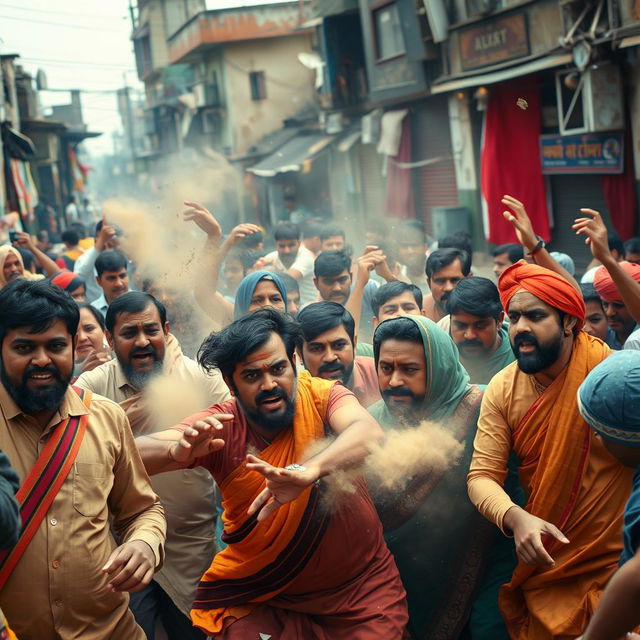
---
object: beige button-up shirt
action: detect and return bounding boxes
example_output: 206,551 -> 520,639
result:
0,383 -> 166,640
76,354 -> 230,615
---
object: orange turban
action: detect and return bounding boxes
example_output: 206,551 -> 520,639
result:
593,261 -> 640,304
498,260 -> 586,330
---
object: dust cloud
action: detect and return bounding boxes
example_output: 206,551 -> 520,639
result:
302,421 -> 464,508
102,159 -> 243,350
144,375 -> 211,432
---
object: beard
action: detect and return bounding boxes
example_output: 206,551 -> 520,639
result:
119,345 -> 164,389
511,331 -> 563,374
317,359 -> 355,386
237,384 -> 297,434
1,361 -> 71,414
381,387 -> 424,423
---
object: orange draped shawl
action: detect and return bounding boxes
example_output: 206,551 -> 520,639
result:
500,332 -> 633,639
191,371 -> 335,635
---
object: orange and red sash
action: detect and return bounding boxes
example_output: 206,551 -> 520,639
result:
191,371 -> 334,635
0,387 -> 92,591
499,334 -> 632,639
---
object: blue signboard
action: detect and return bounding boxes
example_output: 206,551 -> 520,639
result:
540,132 -> 624,174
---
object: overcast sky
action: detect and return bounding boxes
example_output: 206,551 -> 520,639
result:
0,0 -> 282,156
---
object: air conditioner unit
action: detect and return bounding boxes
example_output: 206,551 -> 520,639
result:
556,62 -> 624,135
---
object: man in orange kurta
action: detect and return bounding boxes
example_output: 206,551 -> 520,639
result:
137,308 -> 408,639
468,261 -> 634,640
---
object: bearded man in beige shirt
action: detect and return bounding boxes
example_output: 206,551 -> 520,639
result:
0,279 -> 166,640
76,290 -> 230,640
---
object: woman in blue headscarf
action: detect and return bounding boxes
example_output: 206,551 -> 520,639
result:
233,270 -> 288,319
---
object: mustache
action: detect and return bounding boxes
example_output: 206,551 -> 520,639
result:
318,361 -> 345,375
130,345 -> 158,359
382,387 -> 416,399
459,339 -> 484,349
513,332 -> 540,350
23,365 -> 62,384
255,388 -> 287,405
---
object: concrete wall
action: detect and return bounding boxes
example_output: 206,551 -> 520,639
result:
223,33 -> 315,156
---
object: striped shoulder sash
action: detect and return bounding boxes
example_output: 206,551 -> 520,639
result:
0,386 -> 92,591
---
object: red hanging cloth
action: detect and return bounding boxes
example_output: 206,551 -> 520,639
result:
481,76 -> 551,244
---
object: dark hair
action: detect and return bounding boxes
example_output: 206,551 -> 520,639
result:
224,248 -> 250,273
274,222 -> 300,242
301,219 -> 323,239
439,232 -> 473,260
77,302 -> 106,331
492,243 -> 523,263
94,220 -> 103,238
426,248 -> 471,279
314,250 -> 351,279
0,279 -> 80,345
373,316 -> 423,363
609,231 -> 624,257
296,302 -> 355,348
61,230 -> 80,246
396,219 -> 426,243
105,291 -> 166,333
15,247 -> 35,270
277,272 -> 300,295
95,250 -> 128,277
580,283 -> 604,308
36,230 -> 49,242
371,281 -> 423,318
624,236 -> 640,256
238,229 -> 263,249
320,225 -> 345,242
245,249 -> 267,270
70,222 -> 87,238
198,307 -> 301,379
367,219 -> 388,237
447,277 -> 503,320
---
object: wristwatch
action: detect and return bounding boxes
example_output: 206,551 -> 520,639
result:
527,236 -> 545,256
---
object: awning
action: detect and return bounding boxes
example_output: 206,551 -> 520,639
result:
619,35 -> 640,49
431,53 -> 572,94
246,133 -> 334,177
1,123 -> 37,160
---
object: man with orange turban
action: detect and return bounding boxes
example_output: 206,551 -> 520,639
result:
593,262 -> 640,348
467,260 -> 634,640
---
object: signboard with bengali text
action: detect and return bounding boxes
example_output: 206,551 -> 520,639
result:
540,132 -> 624,174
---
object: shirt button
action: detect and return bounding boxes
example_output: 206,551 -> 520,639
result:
50,518 -> 58,526
52,560 -> 60,569
54,599 -> 63,607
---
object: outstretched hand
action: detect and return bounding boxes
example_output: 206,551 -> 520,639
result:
501,195 -> 538,252
572,208 -> 612,265
183,201 -> 222,241
505,506 -> 569,566
246,455 -> 319,522
169,414 -> 233,464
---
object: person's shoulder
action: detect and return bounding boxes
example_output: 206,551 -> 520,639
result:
485,361 -> 519,395
76,358 -> 119,391
84,391 -> 127,424
355,354 -> 375,372
181,355 -> 230,395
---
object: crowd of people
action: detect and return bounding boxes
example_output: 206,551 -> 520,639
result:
0,193 -> 640,640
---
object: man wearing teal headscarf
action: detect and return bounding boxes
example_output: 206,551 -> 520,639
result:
369,315 -> 517,640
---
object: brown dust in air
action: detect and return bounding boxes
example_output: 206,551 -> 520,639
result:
301,421 -> 464,509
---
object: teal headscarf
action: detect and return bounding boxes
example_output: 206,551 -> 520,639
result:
369,315 -> 470,425
233,270 -> 288,319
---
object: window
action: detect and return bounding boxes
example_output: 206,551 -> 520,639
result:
249,71 -> 267,101
373,3 -> 405,61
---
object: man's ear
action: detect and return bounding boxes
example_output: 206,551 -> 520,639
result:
163,322 -> 170,336
313,277 -> 319,291
498,311 -> 505,326
372,316 -> 379,329
223,375 -> 235,396
295,347 -> 305,368
564,314 -> 578,336
105,330 -> 114,350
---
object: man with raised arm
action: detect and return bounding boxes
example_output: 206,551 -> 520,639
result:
136,308 -> 408,639
467,259 -> 633,640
